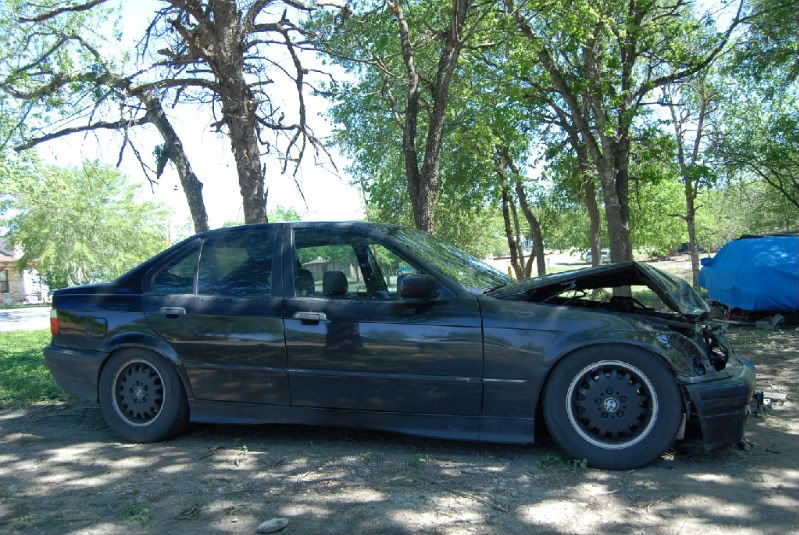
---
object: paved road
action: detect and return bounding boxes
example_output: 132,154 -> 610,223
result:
0,306 -> 51,331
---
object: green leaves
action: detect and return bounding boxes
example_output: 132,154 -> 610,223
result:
1,160 -> 170,289
153,144 -> 171,179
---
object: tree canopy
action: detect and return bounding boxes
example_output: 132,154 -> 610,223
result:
0,0 -> 795,283
0,159 -> 170,289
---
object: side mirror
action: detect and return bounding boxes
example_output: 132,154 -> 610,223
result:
398,274 -> 438,300
700,257 -> 714,267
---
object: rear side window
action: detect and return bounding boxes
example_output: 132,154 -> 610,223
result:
198,229 -> 275,297
151,244 -> 199,294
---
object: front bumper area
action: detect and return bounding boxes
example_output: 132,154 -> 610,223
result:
44,345 -> 108,402
683,358 -> 756,452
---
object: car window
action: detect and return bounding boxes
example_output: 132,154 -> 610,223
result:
369,243 -> 423,294
198,230 -> 275,298
389,227 -> 510,293
293,229 -> 425,300
151,244 -> 199,294
296,242 -> 365,295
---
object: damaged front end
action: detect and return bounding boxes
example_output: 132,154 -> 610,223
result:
488,262 -> 758,452
659,321 -> 756,452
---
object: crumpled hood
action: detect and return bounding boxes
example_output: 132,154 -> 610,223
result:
487,261 -> 710,319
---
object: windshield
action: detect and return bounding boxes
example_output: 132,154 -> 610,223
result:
389,228 -> 512,293
639,263 -> 710,317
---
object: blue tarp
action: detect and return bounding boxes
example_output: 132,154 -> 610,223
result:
699,235 -> 799,312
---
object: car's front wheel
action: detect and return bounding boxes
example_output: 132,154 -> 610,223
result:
543,345 -> 683,469
99,348 -> 189,442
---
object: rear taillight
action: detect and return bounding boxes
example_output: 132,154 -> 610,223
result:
50,309 -> 59,335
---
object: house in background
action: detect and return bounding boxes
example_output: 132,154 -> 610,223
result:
0,237 -> 49,305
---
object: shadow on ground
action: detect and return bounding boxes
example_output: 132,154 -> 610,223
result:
1,328 -> 797,534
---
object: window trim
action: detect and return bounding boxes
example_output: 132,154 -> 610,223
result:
145,239 -> 202,295
0,269 -> 9,294
289,228 -> 435,301
195,228 -> 278,299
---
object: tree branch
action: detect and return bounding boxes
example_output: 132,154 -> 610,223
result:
18,0 -> 109,23
14,116 -> 149,151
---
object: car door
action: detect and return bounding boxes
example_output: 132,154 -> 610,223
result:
282,226 -> 483,416
142,227 -> 289,405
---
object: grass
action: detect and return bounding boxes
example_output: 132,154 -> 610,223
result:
537,454 -> 589,470
14,513 -> 41,529
0,329 -> 65,408
176,502 -> 203,520
406,453 -> 424,469
122,504 -> 152,525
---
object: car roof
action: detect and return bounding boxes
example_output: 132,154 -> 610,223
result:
200,221 -> 402,237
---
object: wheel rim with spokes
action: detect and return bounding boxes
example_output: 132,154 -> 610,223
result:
565,360 -> 658,450
112,359 -> 166,427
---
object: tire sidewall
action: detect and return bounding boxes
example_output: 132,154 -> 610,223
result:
543,345 -> 683,470
99,348 -> 186,442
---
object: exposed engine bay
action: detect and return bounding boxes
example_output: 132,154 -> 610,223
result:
491,262 -> 731,373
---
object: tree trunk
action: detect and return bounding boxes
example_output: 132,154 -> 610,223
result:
504,152 -> 546,277
595,150 -> 632,297
552,106 -> 601,269
139,91 -> 209,233
524,208 -> 546,277
509,196 -> 526,270
500,180 -> 524,279
408,171 -> 436,232
596,156 -> 632,264
211,2 -> 267,224
668,91 -> 706,290
514,177 -> 545,277
392,0 -> 470,233
219,75 -> 267,224
582,171 -> 602,267
686,189 -> 700,289
613,139 -> 632,260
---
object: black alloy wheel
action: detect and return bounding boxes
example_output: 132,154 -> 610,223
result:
566,360 -> 657,449
112,360 -> 165,426
543,345 -> 683,470
99,348 -> 189,442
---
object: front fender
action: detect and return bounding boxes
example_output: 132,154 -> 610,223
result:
543,328 -> 694,377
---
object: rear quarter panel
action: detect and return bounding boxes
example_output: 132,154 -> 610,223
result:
52,291 -> 149,350
51,289 -> 185,400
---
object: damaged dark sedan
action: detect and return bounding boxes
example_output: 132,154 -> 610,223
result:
44,222 -> 756,469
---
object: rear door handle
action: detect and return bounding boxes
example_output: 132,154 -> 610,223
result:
293,311 -> 326,324
160,307 -> 186,318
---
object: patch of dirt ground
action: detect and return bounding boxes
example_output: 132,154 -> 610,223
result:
1,328 -> 797,534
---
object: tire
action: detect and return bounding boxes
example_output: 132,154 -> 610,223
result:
99,348 -> 189,442
543,345 -> 683,470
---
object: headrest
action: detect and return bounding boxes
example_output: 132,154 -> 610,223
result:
323,271 -> 348,296
295,269 -> 315,297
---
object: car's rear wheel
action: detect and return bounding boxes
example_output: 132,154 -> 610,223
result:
99,348 -> 188,442
543,345 -> 683,469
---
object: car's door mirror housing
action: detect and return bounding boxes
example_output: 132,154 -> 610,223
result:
398,274 -> 438,300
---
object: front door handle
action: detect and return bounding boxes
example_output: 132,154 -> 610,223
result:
293,311 -> 327,324
160,307 -> 186,318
